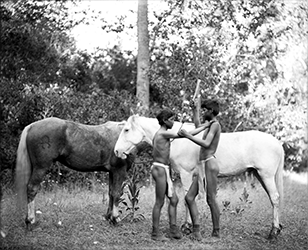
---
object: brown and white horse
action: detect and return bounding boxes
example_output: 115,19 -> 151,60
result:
15,117 -> 132,228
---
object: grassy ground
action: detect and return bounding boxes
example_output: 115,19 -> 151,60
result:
0,173 -> 307,250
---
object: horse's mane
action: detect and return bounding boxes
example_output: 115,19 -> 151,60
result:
127,115 -> 157,131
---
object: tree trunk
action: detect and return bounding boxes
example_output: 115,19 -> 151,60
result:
137,0 -> 150,115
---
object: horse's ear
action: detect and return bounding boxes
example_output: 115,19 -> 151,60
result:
118,121 -> 126,126
130,106 -> 141,116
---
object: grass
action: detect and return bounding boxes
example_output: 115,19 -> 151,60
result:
1,174 -> 307,250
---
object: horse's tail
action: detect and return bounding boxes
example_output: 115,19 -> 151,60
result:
15,124 -> 32,212
275,144 -> 284,207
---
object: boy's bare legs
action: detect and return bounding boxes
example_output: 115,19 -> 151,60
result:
151,165 -> 168,241
151,165 -> 182,240
204,160 -> 220,237
168,193 -> 182,239
185,174 -> 202,240
168,193 -> 178,225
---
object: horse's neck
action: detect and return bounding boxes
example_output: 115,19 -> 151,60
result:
138,117 -> 191,143
139,117 -> 159,145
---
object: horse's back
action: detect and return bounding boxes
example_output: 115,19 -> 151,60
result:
27,117 -> 67,134
170,127 -> 282,177
25,117 -> 123,171
26,117 -> 68,160
218,130 -> 282,158
217,130 -> 283,175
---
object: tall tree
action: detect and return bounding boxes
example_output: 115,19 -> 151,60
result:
136,0 -> 150,115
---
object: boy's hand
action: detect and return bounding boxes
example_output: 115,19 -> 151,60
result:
178,129 -> 189,137
202,120 -> 215,128
206,120 -> 215,126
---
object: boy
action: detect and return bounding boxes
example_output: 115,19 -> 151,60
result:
151,108 -> 213,241
178,99 -> 221,239
151,108 -> 182,241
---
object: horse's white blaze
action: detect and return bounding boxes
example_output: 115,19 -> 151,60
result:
27,200 -> 35,224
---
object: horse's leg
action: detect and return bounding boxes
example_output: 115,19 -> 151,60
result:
105,171 -> 114,221
106,157 -> 128,224
26,167 -> 48,228
106,170 -> 122,224
180,191 -> 193,234
184,202 -> 189,223
255,172 -> 281,239
179,170 -> 194,235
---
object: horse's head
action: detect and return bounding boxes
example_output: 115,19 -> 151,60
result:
114,115 -> 151,159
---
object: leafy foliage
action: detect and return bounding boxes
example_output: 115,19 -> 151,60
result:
120,164 -> 145,222
148,0 -> 307,168
91,47 -> 137,95
0,0 -> 307,189
0,1 -> 77,83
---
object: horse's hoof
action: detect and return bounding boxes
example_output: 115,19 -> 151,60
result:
211,229 -> 220,238
25,221 -> 37,231
105,214 -> 120,225
104,213 -> 110,221
268,224 -> 282,240
25,217 -> 35,231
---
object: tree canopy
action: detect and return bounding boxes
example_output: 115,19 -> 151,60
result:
0,0 -> 307,186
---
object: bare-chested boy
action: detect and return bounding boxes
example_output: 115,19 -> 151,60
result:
151,108 -> 182,241
151,108 -> 213,241
178,99 -> 221,239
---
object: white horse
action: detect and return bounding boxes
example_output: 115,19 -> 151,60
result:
114,115 -> 284,239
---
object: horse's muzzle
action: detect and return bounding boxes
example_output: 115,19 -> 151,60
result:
115,150 -> 127,159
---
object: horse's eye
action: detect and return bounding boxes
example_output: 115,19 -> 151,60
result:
124,128 -> 129,133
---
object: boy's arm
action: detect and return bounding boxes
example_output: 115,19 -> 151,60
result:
161,130 -> 181,140
179,123 -> 218,148
160,122 -> 212,140
186,121 -> 214,136
191,99 -> 201,128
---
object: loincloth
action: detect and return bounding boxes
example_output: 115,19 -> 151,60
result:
151,162 -> 173,198
201,155 -> 216,164
199,155 -> 216,192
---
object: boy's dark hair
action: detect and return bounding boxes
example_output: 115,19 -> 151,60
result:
201,99 -> 220,116
156,108 -> 175,126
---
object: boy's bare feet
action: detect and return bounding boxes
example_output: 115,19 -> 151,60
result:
170,224 -> 182,239
151,227 -> 169,242
211,228 -> 220,238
